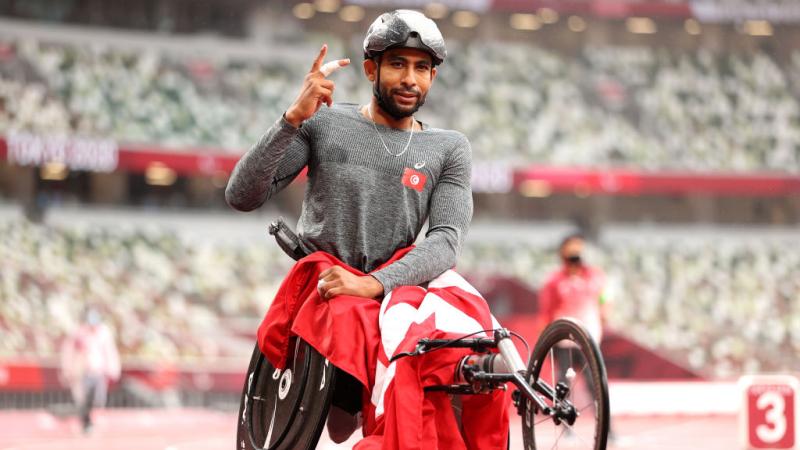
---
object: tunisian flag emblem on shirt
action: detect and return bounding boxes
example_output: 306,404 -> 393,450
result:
401,168 -> 427,192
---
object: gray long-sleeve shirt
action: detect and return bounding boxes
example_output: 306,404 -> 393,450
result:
225,103 -> 473,294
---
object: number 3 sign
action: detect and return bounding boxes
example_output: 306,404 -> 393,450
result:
741,375 -> 799,449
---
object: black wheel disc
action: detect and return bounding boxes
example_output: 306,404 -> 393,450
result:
237,339 -> 335,450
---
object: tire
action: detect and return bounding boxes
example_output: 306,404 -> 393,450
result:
520,318 -> 610,450
236,339 -> 335,450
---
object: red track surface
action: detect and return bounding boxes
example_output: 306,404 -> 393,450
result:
0,409 -> 737,450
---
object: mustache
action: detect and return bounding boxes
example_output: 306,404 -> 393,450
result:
390,88 -> 421,97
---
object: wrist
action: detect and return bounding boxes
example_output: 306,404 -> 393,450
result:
284,108 -> 303,128
364,275 -> 384,299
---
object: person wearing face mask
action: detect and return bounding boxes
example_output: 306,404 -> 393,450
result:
538,233 -> 608,342
537,233 -> 614,440
60,307 -> 121,434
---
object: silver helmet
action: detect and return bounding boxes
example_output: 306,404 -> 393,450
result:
363,10 -> 447,66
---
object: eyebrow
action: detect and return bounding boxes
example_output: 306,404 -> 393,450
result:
387,55 -> 432,66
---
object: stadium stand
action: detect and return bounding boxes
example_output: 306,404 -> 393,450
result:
0,217 -> 291,364
1,29 -> 799,171
1,212 -> 797,379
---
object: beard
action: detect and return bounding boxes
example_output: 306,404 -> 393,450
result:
376,83 -> 427,120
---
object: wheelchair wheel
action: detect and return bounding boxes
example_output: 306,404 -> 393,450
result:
237,339 -> 335,450
521,318 -> 609,450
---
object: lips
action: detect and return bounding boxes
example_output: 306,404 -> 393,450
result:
393,91 -> 419,104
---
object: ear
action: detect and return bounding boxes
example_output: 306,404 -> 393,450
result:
430,66 -> 437,85
364,59 -> 377,82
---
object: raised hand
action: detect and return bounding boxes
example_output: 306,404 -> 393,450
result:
285,44 -> 350,128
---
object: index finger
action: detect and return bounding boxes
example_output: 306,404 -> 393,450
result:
320,59 -> 350,77
311,44 -> 328,72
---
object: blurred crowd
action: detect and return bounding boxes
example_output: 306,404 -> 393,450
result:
1,35 -> 799,171
0,219 -> 292,363
2,218 -> 797,378
461,234 -> 800,378
0,39 -> 307,152
606,238 -> 800,378
446,43 -> 800,171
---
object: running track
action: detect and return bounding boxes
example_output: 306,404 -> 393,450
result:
0,409 -> 738,450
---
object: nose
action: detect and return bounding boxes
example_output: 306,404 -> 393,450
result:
400,66 -> 416,89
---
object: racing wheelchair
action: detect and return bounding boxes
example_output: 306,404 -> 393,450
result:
237,219 -> 610,450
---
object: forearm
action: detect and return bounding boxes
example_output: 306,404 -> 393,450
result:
225,115 -> 304,211
371,227 -> 463,294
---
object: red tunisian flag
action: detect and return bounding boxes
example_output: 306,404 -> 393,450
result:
402,168 -> 427,192
257,250 -> 509,450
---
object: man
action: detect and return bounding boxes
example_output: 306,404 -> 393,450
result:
227,9 -> 480,446
60,307 -> 121,433
226,10 -> 471,300
538,233 -> 612,439
538,233 -> 608,343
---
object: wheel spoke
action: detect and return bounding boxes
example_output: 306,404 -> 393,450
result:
566,348 -> 574,404
577,401 -> 595,413
549,426 -> 567,450
535,415 -> 553,426
572,359 -> 589,405
576,360 -> 589,382
563,422 -> 594,448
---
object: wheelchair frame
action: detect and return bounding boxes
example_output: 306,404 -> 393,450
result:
417,327 -> 582,428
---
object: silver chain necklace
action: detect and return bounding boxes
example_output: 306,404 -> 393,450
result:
367,104 -> 414,158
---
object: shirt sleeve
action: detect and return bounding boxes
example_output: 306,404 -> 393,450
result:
225,115 -> 312,211
370,135 -> 473,294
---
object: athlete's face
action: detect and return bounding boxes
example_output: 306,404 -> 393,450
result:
365,48 -> 437,118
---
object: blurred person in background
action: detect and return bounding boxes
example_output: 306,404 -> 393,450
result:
538,233 -> 609,341
60,307 -> 121,433
538,232 -> 613,438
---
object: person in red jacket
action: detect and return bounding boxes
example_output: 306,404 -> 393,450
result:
538,232 -> 613,439
538,233 -> 608,343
